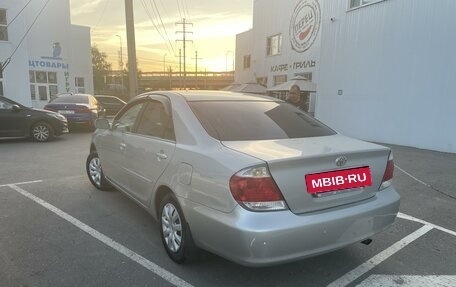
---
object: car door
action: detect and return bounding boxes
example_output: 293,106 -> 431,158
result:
122,96 -> 176,206
96,101 -> 145,190
0,99 -> 27,137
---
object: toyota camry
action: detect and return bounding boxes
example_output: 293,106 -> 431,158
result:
86,91 -> 400,267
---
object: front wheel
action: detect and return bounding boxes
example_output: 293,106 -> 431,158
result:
31,122 -> 54,142
160,193 -> 197,263
86,151 -> 113,191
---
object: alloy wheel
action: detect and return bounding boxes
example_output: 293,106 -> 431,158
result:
32,124 -> 50,141
88,157 -> 102,187
161,203 -> 183,253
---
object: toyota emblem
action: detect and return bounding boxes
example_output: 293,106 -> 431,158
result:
335,156 -> 348,167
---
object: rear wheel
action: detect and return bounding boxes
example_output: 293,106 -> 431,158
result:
159,193 -> 197,263
86,151 -> 113,191
31,122 -> 54,142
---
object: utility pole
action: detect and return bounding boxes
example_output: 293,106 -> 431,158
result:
178,49 -> 182,89
176,18 -> 193,89
191,51 -> 203,89
115,35 -> 123,89
125,0 -> 138,99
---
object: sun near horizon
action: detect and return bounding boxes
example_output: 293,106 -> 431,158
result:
70,0 -> 252,72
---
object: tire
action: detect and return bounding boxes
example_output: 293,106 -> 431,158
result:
159,193 -> 197,264
88,119 -> 96,132
86,151 -> 113,191
31,122 -> 54,142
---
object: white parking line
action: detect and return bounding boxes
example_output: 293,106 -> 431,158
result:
394,164 -> 456,200
0,180 -> 43,188
394,165 -> 432,188
7,184 -> 194,287
398,212 -> 456,237
356,275 -> 456,287
326,225 -> 433,287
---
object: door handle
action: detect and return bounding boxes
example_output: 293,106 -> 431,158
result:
156,151 -> 168,160
120,143 -> 126,151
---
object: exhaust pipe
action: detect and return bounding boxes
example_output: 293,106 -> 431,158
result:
361,239 -> 372,245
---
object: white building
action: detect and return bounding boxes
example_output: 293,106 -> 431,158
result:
236,0 -> 456,153
0,0 -> 93,109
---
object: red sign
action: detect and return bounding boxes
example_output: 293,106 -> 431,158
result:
305,167 -> 373,194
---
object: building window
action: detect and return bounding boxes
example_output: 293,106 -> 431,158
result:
267,34 -> 282,56
256,77 -> 267,87
349,0 -> 384,9
243,55 -> 251,69
49,85 -> 58,100
38,86 -> 48,101
75,77 -> 85,93
29,71 -> 36,83
36,71 -> 47,83
0,9 -> 7,41
295,72 -> 313,81
30,85 -> 36,100
273,75 -> 287,86
30,70 -> 58,101
48,72 -> 57,84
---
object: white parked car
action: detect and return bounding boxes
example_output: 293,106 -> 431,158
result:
86,91 -> 399,267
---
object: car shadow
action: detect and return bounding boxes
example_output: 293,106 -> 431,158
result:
69,126 -> 95,134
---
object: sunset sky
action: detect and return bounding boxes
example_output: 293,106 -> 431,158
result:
69,0 -> 253,72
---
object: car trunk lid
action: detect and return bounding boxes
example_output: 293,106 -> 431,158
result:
222,135 -> 391,214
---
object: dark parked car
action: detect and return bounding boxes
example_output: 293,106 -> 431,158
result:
0,96 -> 68,142
44,93 -> 105,130
94,95 -> 126,116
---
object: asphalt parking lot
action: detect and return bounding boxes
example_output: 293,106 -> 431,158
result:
1,132 -> 455,287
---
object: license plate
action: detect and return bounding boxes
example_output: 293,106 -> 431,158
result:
58,110 -> 75,114
305,166 -> 373,194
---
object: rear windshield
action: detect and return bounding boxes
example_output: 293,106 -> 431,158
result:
51,95 -> 89,104
189,101 -> 336,141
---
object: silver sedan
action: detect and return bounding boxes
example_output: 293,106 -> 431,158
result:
86,91 -> 400,267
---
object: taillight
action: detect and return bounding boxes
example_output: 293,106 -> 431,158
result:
229,166 -> 288,211
379,152 -> 394,190
44,106 -> 57,112
76,106 -> 91,113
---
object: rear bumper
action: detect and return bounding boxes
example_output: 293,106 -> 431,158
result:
183,186 -> 400,267
64,114 -> 97,125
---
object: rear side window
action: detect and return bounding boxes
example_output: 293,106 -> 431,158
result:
189,101 -> 336,141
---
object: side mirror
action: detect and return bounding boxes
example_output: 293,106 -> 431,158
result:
95,118 -> 111,130
12,104 -> 21,112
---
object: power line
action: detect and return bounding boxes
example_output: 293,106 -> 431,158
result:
156,0 -> 180,55
149,0 -> 176,55
6,0 -> 32,29
140,0 -> 173,56
92,0 -> 110,30
104,51 -> 179,64
1,0 -> 52,73
141,0 -> 164,38
182,0 -> 190,20
176,0 -> 183,20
